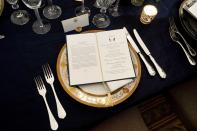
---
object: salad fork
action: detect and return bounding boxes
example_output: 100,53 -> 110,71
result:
34,76 -> 58,131
42,64 -> 66,119
169,28 -> 196,65
169,17 -> 196,56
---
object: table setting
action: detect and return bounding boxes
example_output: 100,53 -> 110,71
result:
0,0 -> 197,130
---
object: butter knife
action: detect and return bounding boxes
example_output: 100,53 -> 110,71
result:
123,27 -> 156,76
133,29 -> 167,79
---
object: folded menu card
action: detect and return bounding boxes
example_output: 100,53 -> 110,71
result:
79,79 -> 133,95
66,29 -> 136,86
184,0 -> 197,20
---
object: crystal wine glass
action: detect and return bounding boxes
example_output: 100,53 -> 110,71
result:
93,0 -> 100,8
43,0 -> 62,19
75,0 -> 90,16
22,0 -> 51,34
108,0 -> 121,17
6,0 -> 29,25
92,0 -> 116,28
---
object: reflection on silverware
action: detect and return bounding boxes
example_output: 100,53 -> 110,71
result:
169,17 -> 196,56
133,29 -> 167,79
0,35 -> 5,39
34,76 -> 58,131
123,27 -> 156,76
42,64 -> 66,119
169,28 -> 196,66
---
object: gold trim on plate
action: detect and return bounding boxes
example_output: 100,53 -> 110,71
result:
56,30 -> 141,108
0,0 -> 4,16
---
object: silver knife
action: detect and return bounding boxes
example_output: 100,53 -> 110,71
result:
133,29 -> 167,79
123,27 -> 156,76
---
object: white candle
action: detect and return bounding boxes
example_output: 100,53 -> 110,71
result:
140,5 -> 158,24
144,5 -> 158,16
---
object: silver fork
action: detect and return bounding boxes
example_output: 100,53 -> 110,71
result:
42,64 -> 66,119
34,76 -> 58,131
169,17 -> 196,56
169,28 -> 196,65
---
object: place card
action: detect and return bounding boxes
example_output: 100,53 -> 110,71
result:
61,14 -> 89,33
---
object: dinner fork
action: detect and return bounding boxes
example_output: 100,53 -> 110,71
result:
169,17 -> 196,56
169,28 -> 196,65
42,64 -> 66,119
34,76 -> 58,131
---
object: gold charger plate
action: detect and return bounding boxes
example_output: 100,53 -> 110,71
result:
56,30 -> 141,108
0,0 -> 4,16
179,0 -> 197,40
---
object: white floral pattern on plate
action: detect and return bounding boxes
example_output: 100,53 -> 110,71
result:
56,30 -> 141,108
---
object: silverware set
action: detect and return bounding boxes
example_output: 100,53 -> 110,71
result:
169,17 -> 196,66
34,64 -> 66,130
123,27 -> 167,79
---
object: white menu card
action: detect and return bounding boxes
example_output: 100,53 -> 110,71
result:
66,29 -> 136,86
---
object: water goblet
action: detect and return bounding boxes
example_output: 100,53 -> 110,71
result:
93,0 -> 101,8
43,0 -> 62,19
6,0 -> 30,25
22,0 -> 51,34
75,0 -> 90,16
92,0 -> 116,28
108,0 -> 121,17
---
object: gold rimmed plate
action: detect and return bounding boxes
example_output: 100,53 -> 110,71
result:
179,0 -> 197,40
56,30 -> 141,108
0,0 -> 4,16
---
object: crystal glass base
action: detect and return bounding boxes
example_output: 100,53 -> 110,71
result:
32,20 -> 51,34
75,6 -> 90,16
11,10 -> 29,25
131,0 -> 144,6
43,5 -> 62,19
92,13 -> 110,28
108,8 -> 120,17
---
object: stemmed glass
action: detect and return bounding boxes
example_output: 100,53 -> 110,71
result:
108,0 -> 121,17
22,0 -> 51,34
75,0 -> 90,16
6,0 -> 29,25
92,0 -> 116,28
93,0 -> 100,8
43,0 -> 62,19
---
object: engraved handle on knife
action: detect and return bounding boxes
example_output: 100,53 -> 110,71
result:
139,52 -> 156,76
148,55 -> 167,79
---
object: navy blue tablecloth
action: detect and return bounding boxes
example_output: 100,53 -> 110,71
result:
0,0 -> 197,130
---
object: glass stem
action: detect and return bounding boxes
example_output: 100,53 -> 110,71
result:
47,0 -> 53,5
34,9 -> 44,27
12,3 -> 19,9
100,7 -> 106,14
81,0 -> 85,12
114,0 -> 120,10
